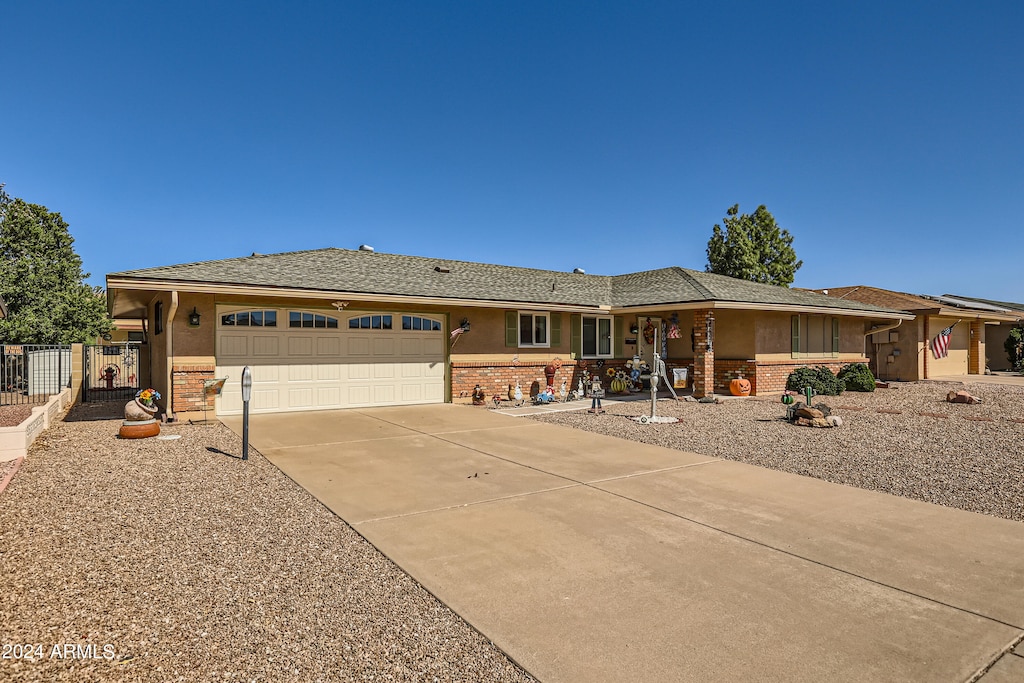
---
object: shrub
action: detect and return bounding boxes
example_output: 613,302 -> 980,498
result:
785,366 -> 845,396
1006,326 -> 1024,373
837,363 -> 876,392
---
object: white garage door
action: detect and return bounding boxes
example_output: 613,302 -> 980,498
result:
215,308 -> 446,415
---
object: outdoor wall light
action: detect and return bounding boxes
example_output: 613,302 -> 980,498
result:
459,317 -> 471,332
188,307 -> 201,327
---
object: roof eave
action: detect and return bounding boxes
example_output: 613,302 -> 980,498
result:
105,277 -> 610,314
611,300 -> 914,319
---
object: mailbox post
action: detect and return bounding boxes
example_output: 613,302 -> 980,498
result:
241,366 -> 252,460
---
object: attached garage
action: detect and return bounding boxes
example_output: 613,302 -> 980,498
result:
215,307 -> 446,415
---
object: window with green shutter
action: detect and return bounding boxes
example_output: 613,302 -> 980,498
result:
505,311 -> 518,347
791,315 -> 801,358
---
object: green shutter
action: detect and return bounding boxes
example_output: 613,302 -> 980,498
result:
791,315 -> 801,358
614,316 -> 624,358
550,313 -> 562,347
832,318 -> 840,356
505,311 -> 518,347
570,314 -> 582,358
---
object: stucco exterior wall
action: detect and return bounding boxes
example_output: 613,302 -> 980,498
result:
713,310 -> 756,360
926,316 -> 970,377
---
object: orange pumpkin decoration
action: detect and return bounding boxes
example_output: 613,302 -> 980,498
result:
729,377 -> 751,396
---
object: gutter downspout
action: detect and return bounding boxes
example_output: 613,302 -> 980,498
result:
166,291 -> 179,422
864,319 -> 902,379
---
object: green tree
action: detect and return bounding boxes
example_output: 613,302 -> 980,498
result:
1006,325 -> 1024,373
0,190 -> 110,343
706,204 -> 803,287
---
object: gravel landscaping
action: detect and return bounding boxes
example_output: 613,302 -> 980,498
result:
0,403 -> 535,683
529,380 -> 1024,522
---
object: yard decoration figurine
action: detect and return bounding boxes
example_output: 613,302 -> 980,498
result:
472,384 -> 486,405
588,377 -> 605,414
544,358 -> 563,388
120,388 -> 161,439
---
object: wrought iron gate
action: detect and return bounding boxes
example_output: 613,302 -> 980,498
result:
83,343 -> 141,402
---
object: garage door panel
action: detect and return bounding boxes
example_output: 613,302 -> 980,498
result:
348,338 -> 370,356
425,362 -> 444,377
425,383 -> 444,401
401,338 -> 421,355
220,336 -> 248,357
374,364 -> 395,379
316,364 -> 342,381
287,365 -> 313,382
252,336 -> 280,356
288,388 -> 314,408
373,385 -> 395,403
252,366 -> 280,382
318,387 -> 342,405
423,339 -> 443,355
373,338 -> 395,356
317,337 -> 341,356
348,364 -> 370,380
348,386 -> 371,405
288,337 -> 313,356
401,384 -> 423,402
252,390 -> 279,410
401,363 -> 423,378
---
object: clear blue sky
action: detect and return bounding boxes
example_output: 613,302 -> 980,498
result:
2,1 -> 1021,302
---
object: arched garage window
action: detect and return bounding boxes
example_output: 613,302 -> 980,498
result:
348,315 -> 393,330
221,310 -> 278,327
402,316 -> 441,331
290,311 -> 339,328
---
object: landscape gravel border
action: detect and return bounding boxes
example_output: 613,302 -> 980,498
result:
528,380 -> 1024,522
0,403 -> 536,683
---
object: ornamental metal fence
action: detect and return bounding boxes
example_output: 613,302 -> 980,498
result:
0,344 -> 72,406
82,343 -> 141,403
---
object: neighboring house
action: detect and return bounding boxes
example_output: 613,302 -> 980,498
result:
811,286 -> 1019,380
939,294 -> 1024,371
105,248 -> 910,418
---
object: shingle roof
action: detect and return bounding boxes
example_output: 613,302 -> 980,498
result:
808,286 -> 937,311
109,248 -> 902,315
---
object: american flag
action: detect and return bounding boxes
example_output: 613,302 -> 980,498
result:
931,322 -> 957,359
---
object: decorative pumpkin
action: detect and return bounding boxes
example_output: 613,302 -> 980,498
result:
729,377 -> 751,396
610,378 -> 626,393
781,393 -> 795,405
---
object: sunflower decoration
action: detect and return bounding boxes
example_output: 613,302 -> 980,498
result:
606,367 -> 616,378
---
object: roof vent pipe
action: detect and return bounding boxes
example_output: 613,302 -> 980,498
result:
358,244 -> 374,252
573,268 -> 586,274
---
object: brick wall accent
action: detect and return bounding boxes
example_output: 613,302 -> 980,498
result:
692,309 -> 715,398
451,360 -> 582,402
969,320 -> 985,374
714,360 -> 758,395
451,358 -> 697,402
171,364 -> 215,413
753,358 -> 870,394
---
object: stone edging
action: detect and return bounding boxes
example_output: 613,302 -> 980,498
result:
0,388 -> 72,462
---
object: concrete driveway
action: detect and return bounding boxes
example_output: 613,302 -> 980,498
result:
222,404 -> 1024,682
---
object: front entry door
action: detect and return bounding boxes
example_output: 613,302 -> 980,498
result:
636,316 -> 661,367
